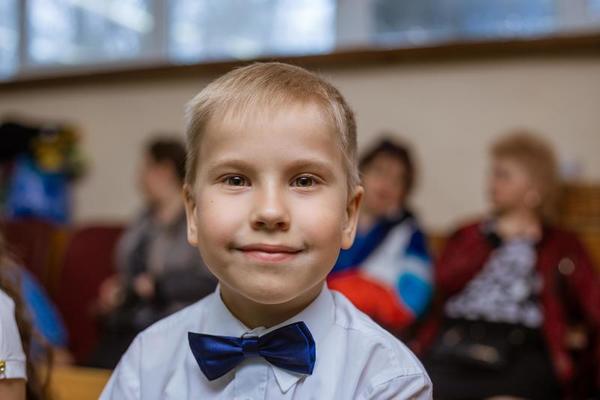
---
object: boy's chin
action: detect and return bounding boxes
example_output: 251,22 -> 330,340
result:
240,285 -> 305,305
230,279 -> 323,306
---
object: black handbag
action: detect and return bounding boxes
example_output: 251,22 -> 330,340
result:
429,319 -> 521,371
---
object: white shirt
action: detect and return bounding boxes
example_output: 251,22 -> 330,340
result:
101,285 -> 432,400
0,289 -> 26,380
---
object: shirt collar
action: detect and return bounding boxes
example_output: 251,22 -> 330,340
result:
203,284 -> 335,393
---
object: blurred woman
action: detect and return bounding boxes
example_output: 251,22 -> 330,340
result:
91,137 -> 217,368
328,138 -> 433,335
418,131 -> 600,399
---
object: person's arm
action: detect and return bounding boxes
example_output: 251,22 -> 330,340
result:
0,292 -> 27,400
564,235 -> 600,389
0,379 -> 25,400
436,223 -> 496,296
565,237 -> 600,329
360,371 -> 432,400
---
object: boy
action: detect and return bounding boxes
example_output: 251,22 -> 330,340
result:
100,62 -> 432,399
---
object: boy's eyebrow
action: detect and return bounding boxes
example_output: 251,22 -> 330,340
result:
204,157 -> 337,174
283,158 -> 337,174
205,158 -> 254,171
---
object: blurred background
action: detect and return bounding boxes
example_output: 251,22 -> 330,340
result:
1,0 -> 600,228
0,1 -> 599,399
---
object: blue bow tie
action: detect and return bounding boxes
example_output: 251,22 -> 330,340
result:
188,321 -> 316,381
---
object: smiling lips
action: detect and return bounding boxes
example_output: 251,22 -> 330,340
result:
236,244 -> 302,263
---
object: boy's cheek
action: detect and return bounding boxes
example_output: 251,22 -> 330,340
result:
301,208 -> 345,245
196,208 -> 239,249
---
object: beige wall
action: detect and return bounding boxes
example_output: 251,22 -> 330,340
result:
1,56 -> 599,231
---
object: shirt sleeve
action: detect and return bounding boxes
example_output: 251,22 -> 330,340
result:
360,370 -> 433,400
100,335 -> 142,400
0,292 -> 26,380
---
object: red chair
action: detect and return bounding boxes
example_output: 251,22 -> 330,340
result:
54,225 -> 124,364
1,217 -> 58,285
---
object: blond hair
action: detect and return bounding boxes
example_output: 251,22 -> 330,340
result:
184,62 -> 359,190
491,130 -> 561,220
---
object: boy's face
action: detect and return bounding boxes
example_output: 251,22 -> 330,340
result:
185,103 -> 362,308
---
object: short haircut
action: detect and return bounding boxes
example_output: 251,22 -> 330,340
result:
491,130 -> 560,220
184,62 -> 359,190
146,137 -> 187,183
359,137 -> 416,195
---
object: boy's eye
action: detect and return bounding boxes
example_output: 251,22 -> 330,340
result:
224,175 -> 248,186
292,176 -> 316,188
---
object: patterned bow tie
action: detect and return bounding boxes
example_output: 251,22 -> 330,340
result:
188,321 -> 316,381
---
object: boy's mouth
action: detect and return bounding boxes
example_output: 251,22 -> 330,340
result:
235,243 -> 303,263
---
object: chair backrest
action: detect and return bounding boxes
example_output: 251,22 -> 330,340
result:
1,217 -> 58,284
559,183 -> 600,271
54,225 -> 124,364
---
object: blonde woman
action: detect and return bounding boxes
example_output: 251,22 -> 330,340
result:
419,132 -> 600,399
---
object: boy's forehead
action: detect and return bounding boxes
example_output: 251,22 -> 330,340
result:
194,104 -> 343,169
202,101 -> 337,147
213,99 -> 330,129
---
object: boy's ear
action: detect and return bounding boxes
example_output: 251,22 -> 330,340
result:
341,185 -> 363,250
183,184 -> 199,246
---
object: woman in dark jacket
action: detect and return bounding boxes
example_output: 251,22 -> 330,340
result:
417,132 -> 600,400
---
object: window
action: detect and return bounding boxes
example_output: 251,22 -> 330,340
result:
1,0 -> 599,82
168,0 -> 335,63
0,0 -> 18,78
26,0 -> 156,68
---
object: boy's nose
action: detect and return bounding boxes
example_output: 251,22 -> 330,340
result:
250,188 -> 290,231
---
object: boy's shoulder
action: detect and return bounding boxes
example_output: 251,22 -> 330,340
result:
0,288 -> 15,309
329,290 -> 426,374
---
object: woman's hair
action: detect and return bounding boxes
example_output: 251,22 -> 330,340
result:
359,137 -> 416,195
146,137 -> 187,183
0,234 -> 50,400
491,130 -> 560,221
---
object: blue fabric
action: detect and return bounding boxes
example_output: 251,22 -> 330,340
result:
20,268 -> 68,347
333,212 -> 411,273
405,229 -> 429,261
188,321 -> 316,381
397,272 -> 433,316
6,155 -> 71,224
396,228 -> 433,316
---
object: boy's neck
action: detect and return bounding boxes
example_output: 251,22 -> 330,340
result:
219,283 -> 324,329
